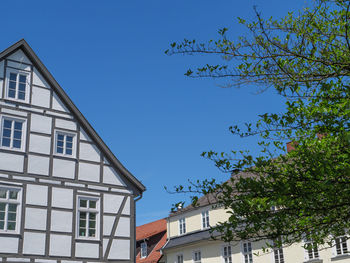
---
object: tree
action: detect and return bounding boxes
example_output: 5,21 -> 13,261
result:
166,0 -> 350,247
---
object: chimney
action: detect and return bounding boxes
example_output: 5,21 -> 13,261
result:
286,141 -> 298,153
317,133 -> 326,139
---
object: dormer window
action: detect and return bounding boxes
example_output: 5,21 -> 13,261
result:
141,241 -> 147,258
6,69 -> 29,102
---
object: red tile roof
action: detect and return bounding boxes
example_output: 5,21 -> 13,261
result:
136,218 -> 167,263
136,218 -> 166,241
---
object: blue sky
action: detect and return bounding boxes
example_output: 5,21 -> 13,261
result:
0,0 -> 306,225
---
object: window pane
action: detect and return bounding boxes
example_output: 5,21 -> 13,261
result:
79,219 -> 86,227
13,139 -> 21,149
66,136 -> 73,142
0,212 -> 4,220
19,75 -> 26,83
7,221 -> 16,230
0,203 -> 5,211
57,141 -> 64,147
66,142 -> 73,149
9,191 -> 18,200
14,130 -> 22,140
18,83 -> 26,92
8,89 -> 16,98
89,220 -> 96,228
10,73 -> 17,81
89,200 -> 96,208
56,147 -> 64,154
14,122 -> 22,130
2,138 -> 11,147
57,134 -> 64,141
4,120 -> 12,128
79,211 -> 86,219
89,213 -> 96,220
66,148 -> 72,155
79,228 -> 86,236
18,92 -> 25,100
0,221 -> 4,230
9,81 -> 16,90
0,190 -> 6,198
80,200 -> 87,208
88,229 -> 96,237
8,204 -> 17,212
3,128 -> 11,138
8,212 -> 16,221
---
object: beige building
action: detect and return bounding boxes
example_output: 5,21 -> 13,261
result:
161,194 -> 350,263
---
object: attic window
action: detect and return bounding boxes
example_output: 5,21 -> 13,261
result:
141,241 -> 147,258
6,70 -> 29,102
55,130 -> 76,157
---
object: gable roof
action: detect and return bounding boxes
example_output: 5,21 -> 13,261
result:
136,218 -> 167,263
136,218 -> 166,241
0,39 -> 146,194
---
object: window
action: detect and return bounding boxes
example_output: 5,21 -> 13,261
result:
202,210 -> 209,229
193,251 -> 201,263
222,245 -> 232,263
273,240 -> 284,263
140,241 -> 147,258
305,240 -> 319,260
77,197 -> 99,239
242,242 -> 253,263
0,117 -> 25,150
6,70 -> 29,101
0,187 -> 21,232
335,236 -> 348,256
55,131 -> 75,156
179,218 -> 186,235
177,254 -> 184,263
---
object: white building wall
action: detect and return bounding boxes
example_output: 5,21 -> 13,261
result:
0,48 -> 137,262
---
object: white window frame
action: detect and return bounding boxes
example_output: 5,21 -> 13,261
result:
140,241 -> 147,258
242,241 -> 253,263
76,196 -> 100,240
179,217 -> 186,235
54,130 -> 76,158
0,185 -> 22,234
176,253 -> 184,263
193,250 -> 201,263
0,115 -> 26,152
304,239 -> 319,261
201,210 -> 210,229
222,244 -> 232,263
5,68 -> 30,103
272,240 -> 284,263
333,236 -> 349,257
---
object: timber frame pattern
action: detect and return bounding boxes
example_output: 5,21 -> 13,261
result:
0,39 -> 145,263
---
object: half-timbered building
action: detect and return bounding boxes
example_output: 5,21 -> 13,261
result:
0,39 -> 145,263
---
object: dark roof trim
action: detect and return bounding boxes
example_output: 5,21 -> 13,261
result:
162,229 -> 220,250
0,39 -> 146,194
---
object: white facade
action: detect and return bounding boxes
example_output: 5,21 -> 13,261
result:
0,40 -> 145,263
162,205 -> 350,263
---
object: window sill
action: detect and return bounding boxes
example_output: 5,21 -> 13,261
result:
75,237 -> 100,243
331,254 -> 350,261
3,98 -> 29,105
0,231 -> 21,237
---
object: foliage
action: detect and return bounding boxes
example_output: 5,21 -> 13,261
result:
166,0 -> 350,247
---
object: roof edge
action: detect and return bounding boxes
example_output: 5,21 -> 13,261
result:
0,39 -> 146,193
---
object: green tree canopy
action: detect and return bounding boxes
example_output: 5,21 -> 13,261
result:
166,0 -> 350,247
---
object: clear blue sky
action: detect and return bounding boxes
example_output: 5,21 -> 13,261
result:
0,0 -> 306,225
